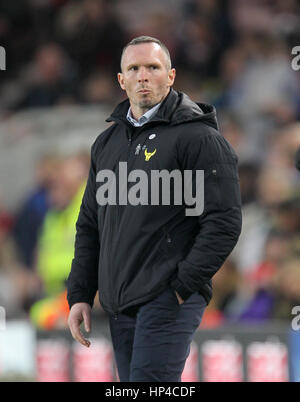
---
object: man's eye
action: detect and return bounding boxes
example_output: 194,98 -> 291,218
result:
130,66 -> 138,71
150,65 -> 158,69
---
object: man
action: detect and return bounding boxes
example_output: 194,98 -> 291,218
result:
67,36 -> 242,382
27,154 -> 87,329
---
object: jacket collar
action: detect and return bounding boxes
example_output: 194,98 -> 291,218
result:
106,88 -> 218,129
106,88 -> 176,126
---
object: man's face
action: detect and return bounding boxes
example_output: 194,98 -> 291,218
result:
118,43 -> 176,114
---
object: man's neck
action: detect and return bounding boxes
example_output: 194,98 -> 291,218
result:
130,106 -> 152,121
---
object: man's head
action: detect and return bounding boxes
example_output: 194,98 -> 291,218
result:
48,153 -> 89,210
118,36 -> 176,119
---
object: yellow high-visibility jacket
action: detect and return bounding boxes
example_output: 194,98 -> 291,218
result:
37,184 -> 85,296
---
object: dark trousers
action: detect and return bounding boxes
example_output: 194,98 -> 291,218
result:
109,286 -> 206,382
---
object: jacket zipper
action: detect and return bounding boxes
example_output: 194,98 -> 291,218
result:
110,129 -> 139,317
108,129 -> 135,317
127,132 -> 134,160
110,127 -> 145,317
107,206 -> 119,318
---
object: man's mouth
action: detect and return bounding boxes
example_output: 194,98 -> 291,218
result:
137,89 -> 151,94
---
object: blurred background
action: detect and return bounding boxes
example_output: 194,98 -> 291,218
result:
1,0 -> 300,382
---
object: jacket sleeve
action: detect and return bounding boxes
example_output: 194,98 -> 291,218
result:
67,143 -> 100,309
170,130 -> 242,301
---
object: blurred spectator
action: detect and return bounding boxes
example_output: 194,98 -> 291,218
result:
1,42 -> 78,111
272,257 -> 300,320
219,112 -> 250,162
55,0 -> 127,77
80,69 -> 117,105
16,42 -> 78,109
233,166 -> 299,274
175,16 -> 216,77
216,33 -> 299,161
13,153 -> 60,269
231,191 -> 300,323
238,162 -> 260,205
267,123 -> 300,169
175,0 -> 234,78
29,152 -> 89,329
36,152 -> 89,296
234,231 -> 291,322
273,196 -> 300,235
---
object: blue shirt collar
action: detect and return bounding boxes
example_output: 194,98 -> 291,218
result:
126,102 -> 161,127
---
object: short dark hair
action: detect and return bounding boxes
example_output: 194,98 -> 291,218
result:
120,36 -> 172,71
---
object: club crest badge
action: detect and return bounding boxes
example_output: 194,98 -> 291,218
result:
144,148 -> 157,161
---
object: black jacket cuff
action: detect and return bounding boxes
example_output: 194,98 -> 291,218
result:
67,294 -> 94,310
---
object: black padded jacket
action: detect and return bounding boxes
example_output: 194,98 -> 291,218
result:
67,89 -> 242,316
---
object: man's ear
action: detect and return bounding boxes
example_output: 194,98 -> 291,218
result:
167,68 -> 176,88
117,72 -> 126,90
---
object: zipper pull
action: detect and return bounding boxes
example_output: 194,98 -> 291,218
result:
163,226 -> 172,244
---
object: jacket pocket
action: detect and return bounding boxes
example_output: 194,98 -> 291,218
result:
158,226 -> 189,270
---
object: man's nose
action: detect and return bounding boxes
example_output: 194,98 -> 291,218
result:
137,67 -> 149,82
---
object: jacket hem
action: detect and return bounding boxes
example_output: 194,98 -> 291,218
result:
99,284 -> 171,315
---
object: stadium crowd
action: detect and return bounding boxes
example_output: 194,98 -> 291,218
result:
1,0 -> 300,329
